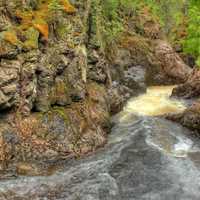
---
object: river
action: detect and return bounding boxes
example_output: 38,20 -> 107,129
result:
0,86 -> 200,200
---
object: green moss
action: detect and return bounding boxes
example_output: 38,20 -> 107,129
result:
56,80 -> 68,94
50,79 -> 71,105
52,107 -> 69,124
1,29 -> 22,47
89,0 -> 123,51
120,33 -> 151,54
24,27 -> 39,49
56,22 -> 72,39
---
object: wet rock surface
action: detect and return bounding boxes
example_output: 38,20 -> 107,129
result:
0,86 -> 199,200
168,69 -> 200,132
167,100 -> 200,133
172,69 -> 200,99
0,116 -> 200,200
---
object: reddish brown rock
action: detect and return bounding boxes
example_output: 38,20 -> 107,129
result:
172,69 -> 200,99
153,40 -> 192,84
166,100 -> 200,132
0,82 -> 110,174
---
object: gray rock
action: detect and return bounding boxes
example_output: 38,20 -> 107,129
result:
0,60 -> 20,110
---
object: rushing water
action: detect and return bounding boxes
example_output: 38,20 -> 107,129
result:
1,86 -> 200,200
123,85 -> 186,116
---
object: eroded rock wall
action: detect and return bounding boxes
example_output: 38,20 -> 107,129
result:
172,69 -> 200,99
0,0 -> 114,173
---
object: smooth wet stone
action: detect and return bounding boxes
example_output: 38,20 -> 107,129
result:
0,117 -> 200,200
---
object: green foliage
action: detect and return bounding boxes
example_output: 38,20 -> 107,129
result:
102,0 -> 123,45
91,0 -> 193,61
48,0 -> 63,12
183,0 -> 200,67
96,0 -> 159,49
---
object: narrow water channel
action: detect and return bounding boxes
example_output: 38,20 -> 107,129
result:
1,86 -> 200,200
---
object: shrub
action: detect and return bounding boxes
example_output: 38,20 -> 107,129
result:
183,1 -> 200,67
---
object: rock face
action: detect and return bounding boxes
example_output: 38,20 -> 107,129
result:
166,100 -> 200,133
0,60 -> 20,109
0,0 -> 110,173
168,63 -> 200,134
109,35 -> 150,106
0,82 -> 110,168
0,0 -> 148,173
172,69 -> 200,99
148,40 -> 192,85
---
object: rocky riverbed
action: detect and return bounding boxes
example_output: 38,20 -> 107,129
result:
0,86 -> 200,200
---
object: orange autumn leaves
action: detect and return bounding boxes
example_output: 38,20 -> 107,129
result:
15,0 -> 76,41
61,0 -> 76,13
33,22 -> 49,41
4,31 -> 19,45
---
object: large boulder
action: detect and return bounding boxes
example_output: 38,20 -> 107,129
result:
109,35 -> 151,100
166,100 -> 200,133
172,69 -> 200,99
149,40 -> 192,85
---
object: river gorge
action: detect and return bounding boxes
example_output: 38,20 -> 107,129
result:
1,1 -> 200,199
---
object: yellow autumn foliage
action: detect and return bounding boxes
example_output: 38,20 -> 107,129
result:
61,0 -> 76,13
6,0 -> 76,44
4,31 -> 19,45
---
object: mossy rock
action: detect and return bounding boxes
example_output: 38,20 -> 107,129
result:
56,21 -> 72,39
51,78 -> 72,106
33,18 -> 49,40
1,29 -> 22,47
33,108 -> 70,140
0,34 -> 19,59
24,27 -> 39,49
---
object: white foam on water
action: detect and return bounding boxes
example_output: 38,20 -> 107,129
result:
123,85 -> 186,117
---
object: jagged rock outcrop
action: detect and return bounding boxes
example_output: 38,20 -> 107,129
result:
148,40 -> 192,85
0,82 -> 110,173
110,34 -> 150,101
0,0 -> 113,173
172,69 -> 200,99
167,64 -> 200,134
0,60 -> 20,109
166,100 -> 200,133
